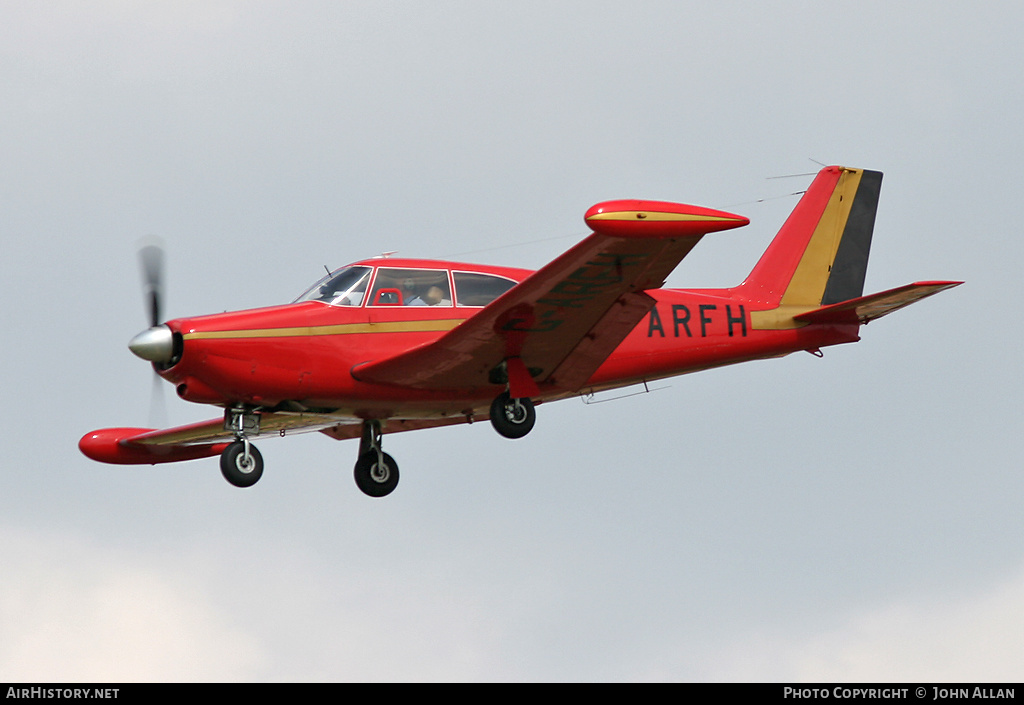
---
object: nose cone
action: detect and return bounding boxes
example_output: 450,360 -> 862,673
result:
128,325 -> 174,363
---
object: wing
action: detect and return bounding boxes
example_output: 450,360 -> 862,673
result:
80,412 -> 351,465
80,411 -> 487,465
352,199 -> 749,396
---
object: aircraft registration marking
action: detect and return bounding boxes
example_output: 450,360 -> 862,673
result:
647,303 -> 748,338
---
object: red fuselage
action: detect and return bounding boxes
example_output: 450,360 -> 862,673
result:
157,257 -> 858,420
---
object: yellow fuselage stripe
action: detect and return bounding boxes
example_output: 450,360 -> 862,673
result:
183,319 -> 464,340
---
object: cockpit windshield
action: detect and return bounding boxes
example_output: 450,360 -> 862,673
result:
293,266 -> 372,306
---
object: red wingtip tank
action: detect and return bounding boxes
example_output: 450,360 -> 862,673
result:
584,199 -> 749,238
79,428 -> 228,465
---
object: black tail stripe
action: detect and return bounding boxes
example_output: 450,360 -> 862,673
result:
821,170 -> 883,305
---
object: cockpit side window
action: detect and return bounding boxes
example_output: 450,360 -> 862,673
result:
369,268 -> 452,307
453,271 -> 517,306
293,266 -> 372,306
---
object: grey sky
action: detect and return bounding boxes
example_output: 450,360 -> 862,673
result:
1,1 -> 1020,681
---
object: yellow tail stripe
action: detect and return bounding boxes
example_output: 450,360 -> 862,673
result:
779,168 -> 863,307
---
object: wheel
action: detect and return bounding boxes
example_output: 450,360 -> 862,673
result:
489,391 -> 536,439
220,440 -> 264,488
354,451 -> 400,497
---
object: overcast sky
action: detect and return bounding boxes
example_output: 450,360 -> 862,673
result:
1,1 -> 1021,682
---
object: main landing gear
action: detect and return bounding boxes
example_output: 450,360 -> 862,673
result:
220,438 -> 264,487
349,394 -> 534,497
353,419 -> 399,497
489,391 -> 536,439
220,407 -> 264,488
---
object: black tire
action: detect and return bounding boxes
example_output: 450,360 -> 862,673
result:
354,451 -> 400,497
220,440 -> 264,488
489,391 -> 536,439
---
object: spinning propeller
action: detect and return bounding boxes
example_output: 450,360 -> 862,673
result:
131,241 -> 173,426
128,242 -> 175,364
139,243 -> 163,329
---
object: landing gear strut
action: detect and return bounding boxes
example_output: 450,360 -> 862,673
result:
353,420 -> 399,497
220,406 -> 264,488
489,391 -> 536,439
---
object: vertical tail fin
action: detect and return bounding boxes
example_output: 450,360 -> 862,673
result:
739,166 -> 883,307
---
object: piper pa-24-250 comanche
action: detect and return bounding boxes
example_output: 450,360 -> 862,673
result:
80,166 -> 961,497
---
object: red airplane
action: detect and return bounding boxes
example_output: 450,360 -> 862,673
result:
80,165 -> 961,497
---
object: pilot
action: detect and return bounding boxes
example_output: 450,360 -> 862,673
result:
408,285 -> 450,306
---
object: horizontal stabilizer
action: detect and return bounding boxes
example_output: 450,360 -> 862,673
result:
793,281 -> 962,325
